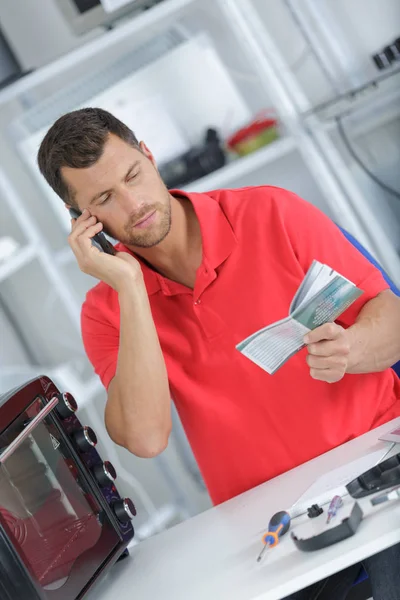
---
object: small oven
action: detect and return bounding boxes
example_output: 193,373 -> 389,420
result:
0,376 -> 135,600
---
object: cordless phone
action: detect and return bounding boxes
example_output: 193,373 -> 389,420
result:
69,208 -> 116,255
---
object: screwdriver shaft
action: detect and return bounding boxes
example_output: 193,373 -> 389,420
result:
256,543 -> 269,562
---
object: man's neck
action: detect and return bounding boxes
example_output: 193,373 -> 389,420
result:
128,194 -> 202,288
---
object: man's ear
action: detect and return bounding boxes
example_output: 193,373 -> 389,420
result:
64,203 -> 71,210
140,141 -> 157,168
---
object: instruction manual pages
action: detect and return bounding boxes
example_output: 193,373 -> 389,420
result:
236,260 -> 363,375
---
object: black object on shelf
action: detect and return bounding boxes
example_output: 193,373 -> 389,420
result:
291,502 -> 363,552
372,35 -> 400,70
0,26 -> 29,91
159,128 -> 226,189
346,452 -> 400,498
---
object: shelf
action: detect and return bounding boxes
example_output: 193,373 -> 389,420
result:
303,66 -> 400,123
184,136 -> 296,192
0,244 -> 37,283
318,99 -> 400,142
0,0 -> 198,107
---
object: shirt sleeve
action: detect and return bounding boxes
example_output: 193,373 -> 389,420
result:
274,188 -> 390,326
81,291 -> 119,390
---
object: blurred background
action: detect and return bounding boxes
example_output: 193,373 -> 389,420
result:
0,0 -> 400,542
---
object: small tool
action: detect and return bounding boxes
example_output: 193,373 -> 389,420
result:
371,486 -> 400,506
326,495 -> 343,524
307,504 -> 324,519
256,510 -> 291,562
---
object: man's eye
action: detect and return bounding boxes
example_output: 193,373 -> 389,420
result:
100,194 -> 111,204
128,171 -> 139,182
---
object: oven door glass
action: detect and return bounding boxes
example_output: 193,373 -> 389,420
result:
0,395 -> 120,596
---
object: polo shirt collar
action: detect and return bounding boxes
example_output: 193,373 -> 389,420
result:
184,190 -> 237,273
119,190 -> 237,296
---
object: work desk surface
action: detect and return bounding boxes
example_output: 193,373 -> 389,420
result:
88,417 -> 400,600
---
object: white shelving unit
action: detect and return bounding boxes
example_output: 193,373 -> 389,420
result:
247,0 -> 400,270
0,167 -> 99,393
185,136 -> 297,192
221,0 -> 400,283
0,0 -> 198,107
0,244 -> 37,284
1,0 -> 399,537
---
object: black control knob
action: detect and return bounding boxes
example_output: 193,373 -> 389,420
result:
72,426 -> 97,451
92,461 -> 117,487
113,498 -> 136,523
55,392 -> 78,419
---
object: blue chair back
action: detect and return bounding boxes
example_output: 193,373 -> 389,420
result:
339,226 -> 400,588
338,226 -> 400,378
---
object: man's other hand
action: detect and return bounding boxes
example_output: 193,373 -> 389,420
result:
304,323 -> 351,383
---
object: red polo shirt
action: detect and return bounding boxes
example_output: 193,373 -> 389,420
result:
81,186 -> 400,505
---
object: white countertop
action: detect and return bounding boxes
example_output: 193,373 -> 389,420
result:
88,417 -> 400,600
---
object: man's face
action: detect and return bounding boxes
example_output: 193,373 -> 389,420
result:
62,133 -> 171,248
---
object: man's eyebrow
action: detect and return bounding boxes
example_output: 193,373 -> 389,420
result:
88,161 -> 141,205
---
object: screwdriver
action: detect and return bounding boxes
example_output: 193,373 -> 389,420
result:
326,495 -> 343,524
256,510 -> 291,562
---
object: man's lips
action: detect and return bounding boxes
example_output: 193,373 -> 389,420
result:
133,210 -> 156,228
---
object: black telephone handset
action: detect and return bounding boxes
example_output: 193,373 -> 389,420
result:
69,208 -> 116,256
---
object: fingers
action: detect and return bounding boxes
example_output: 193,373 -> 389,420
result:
306,353 -> 348,370
305,324 -> 351,383
70,209 -> 95,235
306,338 -> 350,358
309,367 -> 346,383
304,322 -> 342,345
71,223 -> 103,251
68,209 -> 104,260
306,345 -> 349,382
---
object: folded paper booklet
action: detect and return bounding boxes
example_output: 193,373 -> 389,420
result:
236,260 -> 363,375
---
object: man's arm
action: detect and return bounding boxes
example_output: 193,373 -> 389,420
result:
346,290 -> 400,373
106,276 -> 172,457
304,290 -> 400,382
69,209 -> 171,457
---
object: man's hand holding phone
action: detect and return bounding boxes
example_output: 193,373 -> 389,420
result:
68,208 -> 141,292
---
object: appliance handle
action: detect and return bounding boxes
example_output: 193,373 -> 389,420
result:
0,396 -> 59,464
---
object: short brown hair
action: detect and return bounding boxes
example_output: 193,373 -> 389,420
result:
37,107 -> 139,205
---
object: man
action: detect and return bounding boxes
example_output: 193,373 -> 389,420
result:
38,107 -> 400,600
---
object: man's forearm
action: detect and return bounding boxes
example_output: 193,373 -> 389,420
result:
346,290 -> 400,374
105,275 -> 171,457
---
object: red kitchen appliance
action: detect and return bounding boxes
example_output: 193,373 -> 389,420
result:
0,376 -> 136,600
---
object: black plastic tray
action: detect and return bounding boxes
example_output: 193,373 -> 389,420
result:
346,452 -> 400,498
291,502 -> 363,551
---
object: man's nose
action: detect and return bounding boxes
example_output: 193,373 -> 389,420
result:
118,186 -> 144,212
